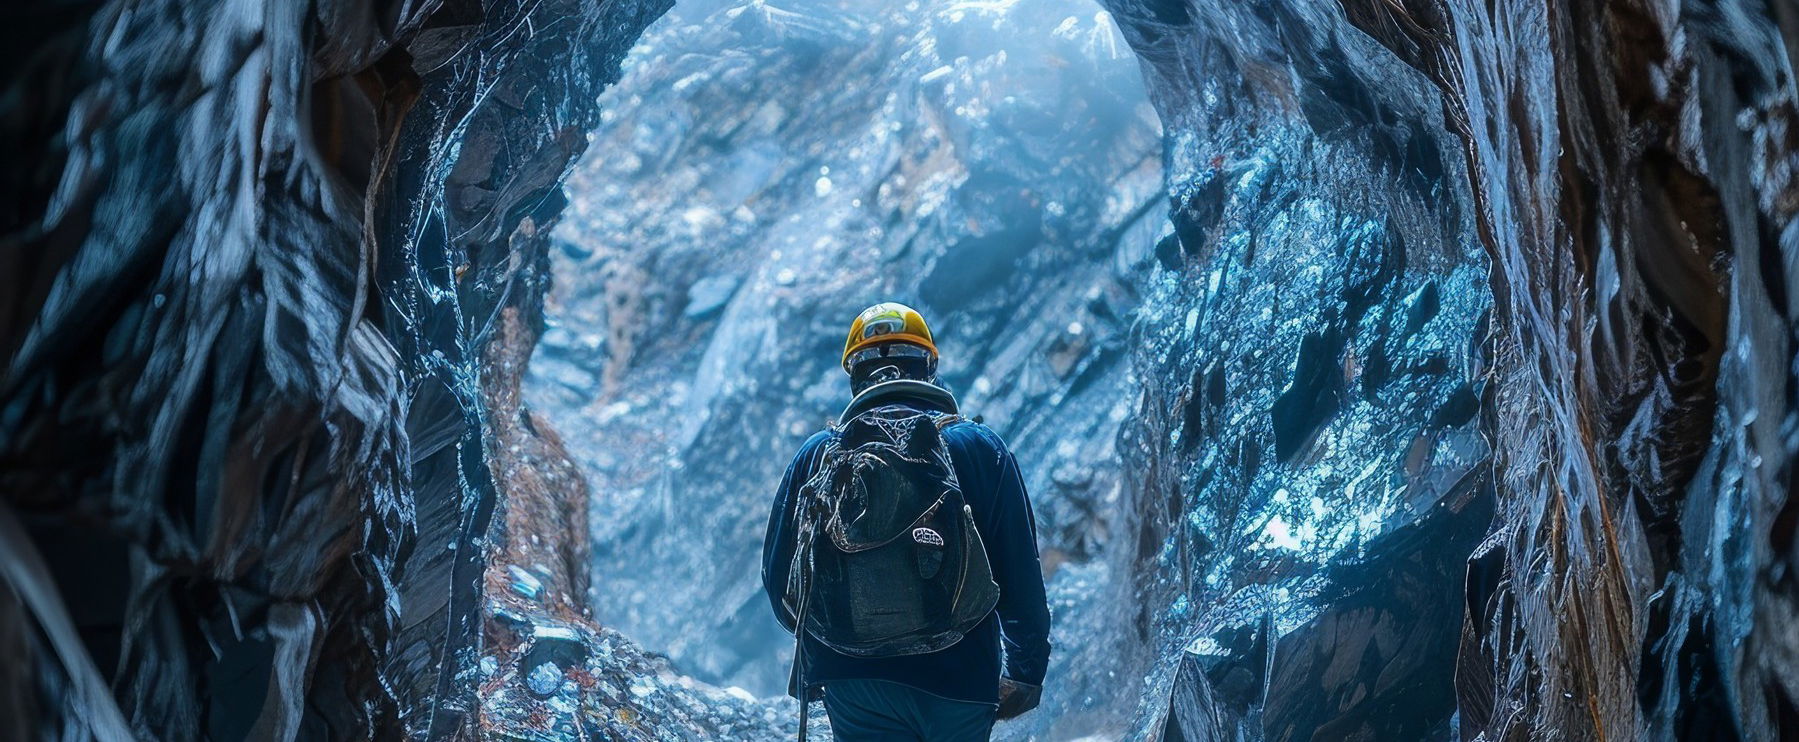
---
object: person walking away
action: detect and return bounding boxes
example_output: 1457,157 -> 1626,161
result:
762,302 -> 1052,741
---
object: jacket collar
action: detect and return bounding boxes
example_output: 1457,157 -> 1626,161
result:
838,380 -> 959,424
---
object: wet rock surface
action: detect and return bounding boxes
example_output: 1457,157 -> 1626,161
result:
1,0 -> 681,737
1105,21 -> 1496,732
1103,0 -> 1799,738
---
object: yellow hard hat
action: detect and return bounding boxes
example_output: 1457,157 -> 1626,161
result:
841,302 -> 938,372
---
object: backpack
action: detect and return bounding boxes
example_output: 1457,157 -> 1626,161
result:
784,404 -> 1000,659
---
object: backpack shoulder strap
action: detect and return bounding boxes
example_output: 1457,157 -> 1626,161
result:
838,380 -> 959,424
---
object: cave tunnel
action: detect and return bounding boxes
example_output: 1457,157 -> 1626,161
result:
1,0 -> 1797,740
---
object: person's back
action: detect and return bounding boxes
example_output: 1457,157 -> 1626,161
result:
762,303 -> 1052,741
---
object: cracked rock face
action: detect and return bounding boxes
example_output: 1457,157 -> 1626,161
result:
1102,3 -> 1496,736
1,0 -> 670,737
1104,0 -> 1798,739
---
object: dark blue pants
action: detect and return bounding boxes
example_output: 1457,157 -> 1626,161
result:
822,679 -> 997,742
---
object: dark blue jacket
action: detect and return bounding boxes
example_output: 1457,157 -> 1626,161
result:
761,381 -> 1052,705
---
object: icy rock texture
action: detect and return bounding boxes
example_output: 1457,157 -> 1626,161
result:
1105,0 -> 1799,739
526,0 -> 1163,736
0,0 -> 686,738
1100,2 -> 1496,738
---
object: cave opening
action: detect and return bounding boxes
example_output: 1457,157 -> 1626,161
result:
522,0 -> 1164,735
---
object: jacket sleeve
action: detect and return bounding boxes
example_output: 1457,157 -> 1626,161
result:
762,433 -> 823,633
984,438 -> 1053,687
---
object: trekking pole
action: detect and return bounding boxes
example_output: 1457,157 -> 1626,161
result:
793,551 -> 810,741
792,488 -> 818,742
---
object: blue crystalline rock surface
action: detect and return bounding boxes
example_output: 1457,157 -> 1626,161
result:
1101,1 -> 1498,739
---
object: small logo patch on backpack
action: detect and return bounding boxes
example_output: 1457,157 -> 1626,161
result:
912,527 -> 944,546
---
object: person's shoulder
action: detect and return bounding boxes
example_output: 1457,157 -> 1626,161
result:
797,429 -> 834,455
783,429 -> 835,481
941,417 -> 1008,453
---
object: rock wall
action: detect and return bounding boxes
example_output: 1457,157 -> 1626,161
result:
1102,1 -> 1495,737
0,0 -> 667,738
1104,0 -> 1798,738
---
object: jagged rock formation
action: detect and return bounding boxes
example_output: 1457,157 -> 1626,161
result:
1104,0 -> 1799,739
1099,4 -> 1497,738
0,0 -> 672,738
477,309 -> 795,739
